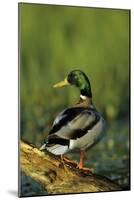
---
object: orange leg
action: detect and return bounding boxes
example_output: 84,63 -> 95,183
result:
78,149 -> 84,169
77,149 -> 92,173
60,151 -> 92,173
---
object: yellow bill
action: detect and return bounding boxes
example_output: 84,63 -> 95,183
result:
53,77 -> 70,88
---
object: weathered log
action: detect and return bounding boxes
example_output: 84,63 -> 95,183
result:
20,141 -> 122,194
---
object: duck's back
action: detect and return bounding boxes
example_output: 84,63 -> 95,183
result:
41,106 -> 105,155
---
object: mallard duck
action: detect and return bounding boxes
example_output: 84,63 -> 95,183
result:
40,70 -> 105,170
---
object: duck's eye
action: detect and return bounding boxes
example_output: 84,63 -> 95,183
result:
68,73 -> 78,85
68,73 -> 74,83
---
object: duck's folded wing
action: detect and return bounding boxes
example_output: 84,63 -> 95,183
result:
49,107 -> 100,140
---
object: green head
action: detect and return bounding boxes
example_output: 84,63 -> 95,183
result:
53,70 -> 92,98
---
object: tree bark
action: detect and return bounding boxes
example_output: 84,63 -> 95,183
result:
20,141 -> 122,195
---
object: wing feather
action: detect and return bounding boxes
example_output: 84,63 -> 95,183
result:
48,107 -> 100,140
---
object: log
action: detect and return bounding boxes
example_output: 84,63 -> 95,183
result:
20,141 -> 122,195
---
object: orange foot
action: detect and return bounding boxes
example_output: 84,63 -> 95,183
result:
61,155 -> 78,167
77,165 -> 93,174
77,150 -> 93,174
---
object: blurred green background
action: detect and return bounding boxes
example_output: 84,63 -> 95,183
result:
19,3 -> 130,196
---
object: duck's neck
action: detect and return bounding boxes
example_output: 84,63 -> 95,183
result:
79,94 -> 93,105
79,82 -> 92,103
75,87 -> 93,107
79,77 -> 92,97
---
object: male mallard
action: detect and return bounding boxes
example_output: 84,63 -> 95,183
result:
40,70 -> 105,170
